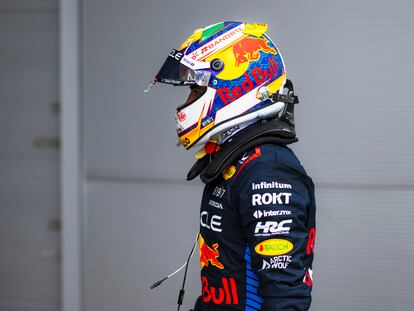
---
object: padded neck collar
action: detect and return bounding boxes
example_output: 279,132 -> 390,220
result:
187,118 -> 298,183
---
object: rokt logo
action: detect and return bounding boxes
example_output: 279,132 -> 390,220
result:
252,192 -> 292,206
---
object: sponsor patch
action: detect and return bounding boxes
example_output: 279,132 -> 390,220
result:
208,199 -> 223,209
254,220 -> 292,236
202,276 -> 239,305
177,111 -> 187,122
199,234 -> 224,270
222,165 -> 236,180
238,152 -> 249,165
254,239 -> 294,256
253,210 -> 292,219
169,48 -> 183,61
221,125 -> 240,141
259,255 -> 292,271
252,192 -> 292,206
200,211 -> 222,232
189,25 -> 244,61
212,186 -> 226,198
252,181 -> 292,190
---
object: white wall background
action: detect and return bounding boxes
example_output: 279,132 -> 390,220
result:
80,1 -> 414,310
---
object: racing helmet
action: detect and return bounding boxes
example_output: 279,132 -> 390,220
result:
147,21 -> 289,150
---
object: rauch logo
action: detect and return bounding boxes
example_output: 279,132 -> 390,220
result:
254,239 -> 294,256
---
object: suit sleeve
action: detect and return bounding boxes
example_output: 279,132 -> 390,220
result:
233,161 -> 314,311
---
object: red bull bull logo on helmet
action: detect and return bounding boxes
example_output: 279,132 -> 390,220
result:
233,37 -> 277,67
199,234 -> 224,269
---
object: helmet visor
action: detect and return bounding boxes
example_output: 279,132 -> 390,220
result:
154,50 -> 211,86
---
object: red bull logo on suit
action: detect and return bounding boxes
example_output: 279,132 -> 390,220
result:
202,276 -> 239,305
199,234 -> 224,269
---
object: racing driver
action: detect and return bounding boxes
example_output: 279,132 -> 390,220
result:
147,21 -> 317,311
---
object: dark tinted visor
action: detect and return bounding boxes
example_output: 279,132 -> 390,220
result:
155,56 -> 194,85
154,50 -> 211,86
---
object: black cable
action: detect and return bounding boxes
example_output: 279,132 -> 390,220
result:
150,233 -> 199,290
177,235 -> 199,311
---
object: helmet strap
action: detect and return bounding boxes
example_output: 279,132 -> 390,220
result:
271,79 -> 299,127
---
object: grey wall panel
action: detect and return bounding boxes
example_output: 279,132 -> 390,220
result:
277,0 -> 414,185
0,0 -> 56,10
0,300 -> 56,311
0,154 -> 59,309
0,3 -> 60,311
312,188 -> 414,311
83,0 -> 414,184
84,181 -> 203,311
0,11 -> 59,155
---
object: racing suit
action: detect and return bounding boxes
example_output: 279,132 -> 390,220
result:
195,143 -> 316,311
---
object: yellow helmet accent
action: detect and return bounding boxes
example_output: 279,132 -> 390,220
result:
179,28 -> 203,50
243,23 -> 268,37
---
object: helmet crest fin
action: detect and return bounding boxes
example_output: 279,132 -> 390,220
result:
243,23 -> 268,37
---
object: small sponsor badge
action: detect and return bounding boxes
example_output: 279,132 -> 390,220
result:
254,239 -> 294,256
222,165 -> 236,180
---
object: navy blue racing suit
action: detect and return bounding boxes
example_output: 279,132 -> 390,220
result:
196,143 -> 316,311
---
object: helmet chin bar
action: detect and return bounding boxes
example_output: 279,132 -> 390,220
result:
182,79 -> 299,150
176,80 -> 299,150
187,101 -> 286,150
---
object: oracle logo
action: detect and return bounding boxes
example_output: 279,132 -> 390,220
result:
200,211 -> 222,232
